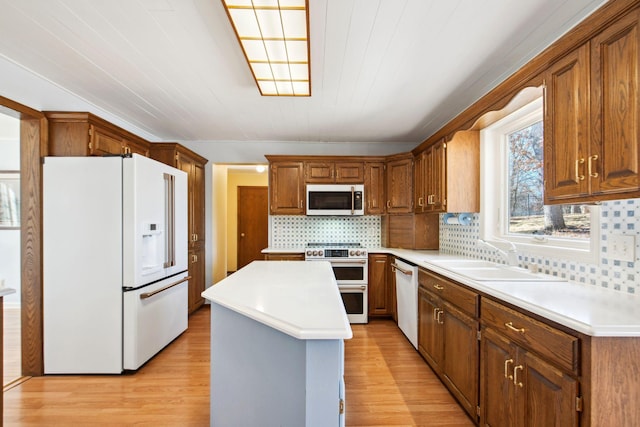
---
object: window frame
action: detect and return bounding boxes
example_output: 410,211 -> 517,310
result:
480,98 -> 600,263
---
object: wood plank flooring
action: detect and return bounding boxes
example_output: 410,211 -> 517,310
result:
4,307 -> 473,426
346,320 -> 474,426
4,307 -> 21,387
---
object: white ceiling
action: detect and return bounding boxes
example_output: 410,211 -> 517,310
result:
0,0 -> 605,147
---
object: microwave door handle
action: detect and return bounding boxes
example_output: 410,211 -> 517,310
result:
351,186 -> 355,215
163,173 -> 175,268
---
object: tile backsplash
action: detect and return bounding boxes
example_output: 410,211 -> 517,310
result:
270,199 -> 639,295
440,198 -> 640,294
270,215 -> 381,247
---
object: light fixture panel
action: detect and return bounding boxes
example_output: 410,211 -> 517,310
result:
222,0 -> 310,96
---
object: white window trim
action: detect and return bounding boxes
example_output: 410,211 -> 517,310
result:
480,98 -> 600,264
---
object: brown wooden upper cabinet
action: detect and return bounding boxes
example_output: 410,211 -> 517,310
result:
414,132 -> 480,213
544,9 -> 640,204
364,162 -> 386,215
46,111 -> 150,157
385,154 -> 413,214
305,161 -> 364,183
268,160 -> 305,215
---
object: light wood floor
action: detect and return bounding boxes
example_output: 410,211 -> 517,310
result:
4,307 -> 473,426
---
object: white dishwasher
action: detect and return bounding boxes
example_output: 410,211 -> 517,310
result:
393,258 -> 419,349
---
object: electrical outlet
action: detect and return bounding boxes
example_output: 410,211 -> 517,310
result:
608,234 -> 636,262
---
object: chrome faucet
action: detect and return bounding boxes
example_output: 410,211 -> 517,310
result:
478,239 -> 519,266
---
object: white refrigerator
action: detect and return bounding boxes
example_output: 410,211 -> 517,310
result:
43,154 -> 189,374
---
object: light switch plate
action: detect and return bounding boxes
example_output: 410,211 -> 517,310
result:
608,234 -> 636,262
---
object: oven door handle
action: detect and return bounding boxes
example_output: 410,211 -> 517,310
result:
326,259 -> 367,265
338,284 -> 367,291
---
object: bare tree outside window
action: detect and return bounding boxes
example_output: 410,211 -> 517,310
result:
507,122 -> 589,239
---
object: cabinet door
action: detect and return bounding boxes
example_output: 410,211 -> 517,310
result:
335,162 -> 364,183
91,126 -> 123,156
188,248 -> 205,313
544,43 -> 591,203
270,162 -> 305,214
590,9 -> 640,197
177,154 -> 196,244
192,161 -> 206,245
518,350 -> 579,427
368,254 -> 389,316
442,302 -> 478,419
480,327 -> 516,427
386,157 -> 413,213
417,287 -> 443,369
413,151 -> 426,212
305,162 -> 334,183
124,138 -> 149,156
428,140 -> 447,212
364,162 -> 385,214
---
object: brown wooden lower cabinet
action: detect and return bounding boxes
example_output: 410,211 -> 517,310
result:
263,253 -> 304,261
188,248 -> 205,314
417,268 -> 479,421
480,327 -> 579,427
368,253 -> 393,318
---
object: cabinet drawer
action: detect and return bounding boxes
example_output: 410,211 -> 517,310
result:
418,269 -> 478,317
481,298 -> 579,374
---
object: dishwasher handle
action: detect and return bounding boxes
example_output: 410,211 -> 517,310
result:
391,263 -> 413,276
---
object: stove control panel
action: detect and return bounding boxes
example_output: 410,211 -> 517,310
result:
305,248 -> 367,259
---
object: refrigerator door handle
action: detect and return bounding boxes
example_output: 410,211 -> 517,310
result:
163,173 -> 176,268
139,276 -> 191,300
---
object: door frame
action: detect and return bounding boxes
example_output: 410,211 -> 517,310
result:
0,95 -> 47,376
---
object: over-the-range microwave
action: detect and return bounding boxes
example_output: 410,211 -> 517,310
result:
306,184 -> 364,216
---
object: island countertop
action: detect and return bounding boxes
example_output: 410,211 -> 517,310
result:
202,261 -> 352,340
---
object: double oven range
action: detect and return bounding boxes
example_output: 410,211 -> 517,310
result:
305,243 -> 368,324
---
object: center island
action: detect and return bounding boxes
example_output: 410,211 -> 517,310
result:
201,261 -> 353,427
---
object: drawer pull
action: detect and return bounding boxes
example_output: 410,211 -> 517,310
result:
433,284 -> 445,291
433,308 -> 439,320
505,322 -> 526,333
504,358 -> 514,379
513,365 -> 524,388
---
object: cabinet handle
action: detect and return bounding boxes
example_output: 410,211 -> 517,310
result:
436,309 -> 444,324
433,307 -> 439,320
433,283 -> 444,291
300,199 -> 303,209
505,322 -> 526,334
588,155 -> 599,178
513,365 -> 524,388
418,197 -> 424,207
386,200 -> 391,208
504,358 -> 514,380
575,158 -> 585,181
191,254 -> 198,263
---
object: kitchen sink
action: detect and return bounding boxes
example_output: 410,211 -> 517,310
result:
451,266 -> 563,282
428,259 -> 497,269
424,258 -> 564,282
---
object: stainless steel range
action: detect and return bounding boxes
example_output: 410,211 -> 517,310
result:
305,243 -> 368,324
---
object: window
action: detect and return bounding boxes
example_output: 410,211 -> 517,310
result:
480,98 -> 599,262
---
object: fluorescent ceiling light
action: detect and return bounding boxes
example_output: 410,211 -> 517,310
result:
222,0 -> 311,96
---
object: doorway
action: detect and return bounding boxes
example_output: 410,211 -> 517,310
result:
0,112 -> 21,387
237,186 -> 269,269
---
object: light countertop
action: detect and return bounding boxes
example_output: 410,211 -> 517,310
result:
202,261 -> 352,340
0,288 -> 16,298
262,247 -> 640,337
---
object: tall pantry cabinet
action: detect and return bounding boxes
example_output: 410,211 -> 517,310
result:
149,143 -> 208,314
